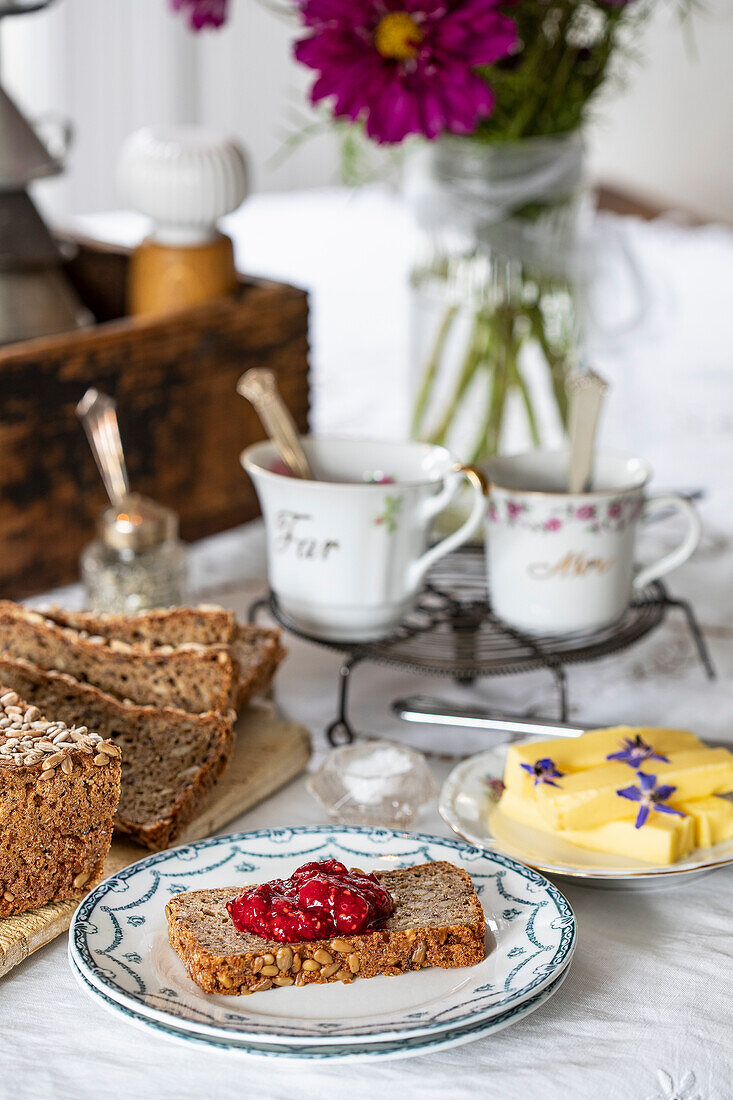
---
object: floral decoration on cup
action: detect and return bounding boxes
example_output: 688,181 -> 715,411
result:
374,495 -> 403,534
488,495 -> 643,534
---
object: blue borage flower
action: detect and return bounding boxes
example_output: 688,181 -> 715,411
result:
616,771 -> 686,829
520,758 -> 563,788
607,734 -> 670,769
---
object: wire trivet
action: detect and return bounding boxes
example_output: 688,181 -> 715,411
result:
249,547 -> 715,746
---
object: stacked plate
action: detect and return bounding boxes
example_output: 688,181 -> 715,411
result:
69,825 -> 575,1062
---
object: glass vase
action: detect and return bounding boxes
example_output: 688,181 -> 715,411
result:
406,133 -> 590,464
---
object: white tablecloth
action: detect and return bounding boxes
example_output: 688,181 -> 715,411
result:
5,189 -> 733,1099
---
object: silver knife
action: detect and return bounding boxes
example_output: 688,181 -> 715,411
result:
391,695 -> 591,740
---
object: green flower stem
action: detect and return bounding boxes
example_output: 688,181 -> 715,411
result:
527,302 -> 570,426
511,355 -> 541,447
499,30 -> 555,141
505,7 -> 573,140
411,303 -> 458,438
470,307 -> 516,462
412,271 -> 574,461
428,308 -> 490,447
535,40 -> 578,134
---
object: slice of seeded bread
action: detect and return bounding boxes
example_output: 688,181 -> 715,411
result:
43,605 -> 238,647
39,606 -> 285,711
0,656 -> 235,852
0,602 -> 236,713
230,626 -> 286,710
166,862 -> 485,995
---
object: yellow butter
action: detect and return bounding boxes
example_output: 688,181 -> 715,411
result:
497,788 -> 695,865
533,748 -> 733,831
504,726 -> 702,798
682,796 -> 733,848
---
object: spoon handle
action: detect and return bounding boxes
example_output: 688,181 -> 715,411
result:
565,370 -> 608,494
76,387 -> 131,505
237,368 -> 313,480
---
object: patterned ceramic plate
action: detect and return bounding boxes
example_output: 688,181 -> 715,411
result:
69,826 -> 575,1046
69,952 -> 570,1062
440,745 -> 733,888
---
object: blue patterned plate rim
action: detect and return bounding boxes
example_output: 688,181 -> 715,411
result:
69,949 -> 571,1062
69,825 -> 575,1044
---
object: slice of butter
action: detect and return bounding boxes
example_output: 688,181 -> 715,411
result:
533,748 -> 733,831
497,788 -> 695,865
682,795 -> 733,848
504,726 -> 702,798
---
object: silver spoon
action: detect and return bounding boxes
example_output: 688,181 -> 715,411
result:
565,370 -> 609,494
76,387 -> 130,505
237,368 -> 313,480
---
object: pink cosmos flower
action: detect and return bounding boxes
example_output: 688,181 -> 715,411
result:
169,0 -> 228,30
293,0 -> 517,144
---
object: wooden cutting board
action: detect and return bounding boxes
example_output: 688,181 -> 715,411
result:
0,702 -> 311,979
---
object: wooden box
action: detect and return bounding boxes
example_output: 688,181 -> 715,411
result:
0,235 -> 310,598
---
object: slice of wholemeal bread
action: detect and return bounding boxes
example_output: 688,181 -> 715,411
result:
230,626 -> 286,709
43,604 -> 238,646
40,606 -> 285,711
0,602 -> 236,713
0,656 -> 235,851
166,862 -> 485,995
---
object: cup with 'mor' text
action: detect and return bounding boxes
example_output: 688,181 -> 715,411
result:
484,450 -> 701,634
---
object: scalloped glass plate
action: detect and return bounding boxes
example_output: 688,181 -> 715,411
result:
69,825 -> 575,1046
440,744 -> 733,889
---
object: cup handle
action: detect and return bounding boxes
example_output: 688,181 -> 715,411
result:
633,494 -> 702,591
407,465 -> 488,591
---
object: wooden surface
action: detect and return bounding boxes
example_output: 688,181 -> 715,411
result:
0,702 -> 311,979
0,234 -> 310,599
597,183 -> 704,225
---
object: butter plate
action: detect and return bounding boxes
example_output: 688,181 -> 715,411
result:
440,744 -> 733,889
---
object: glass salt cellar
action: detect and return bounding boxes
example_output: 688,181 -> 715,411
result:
81,493 -> 187,613
77,387 -> 188,612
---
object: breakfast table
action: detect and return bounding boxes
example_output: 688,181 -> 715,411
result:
5,187 -> 733,1099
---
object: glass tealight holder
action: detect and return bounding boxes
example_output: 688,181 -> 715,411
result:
307,739 -> 439,828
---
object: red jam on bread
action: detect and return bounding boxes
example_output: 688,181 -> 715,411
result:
226,859 -> 395,942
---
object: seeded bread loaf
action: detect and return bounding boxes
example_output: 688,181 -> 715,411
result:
0,656 -> 235,851
38,606 -> 285,711
166,862 -> 485,995
0,602 -> 236,713
0,687 -> 121,917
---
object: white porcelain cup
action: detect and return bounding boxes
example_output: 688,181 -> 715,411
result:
242,437 -> 487,641
484,450 -> 701,634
